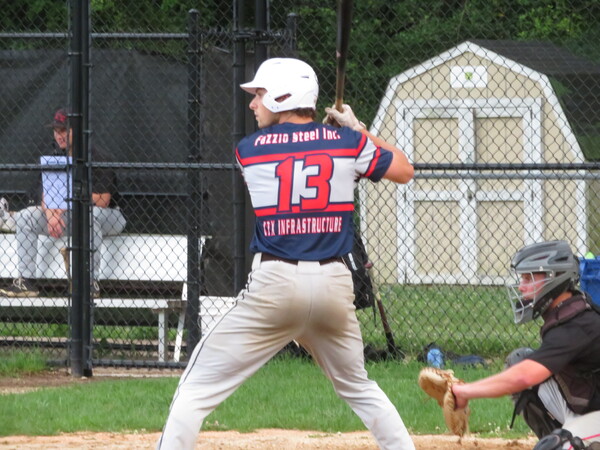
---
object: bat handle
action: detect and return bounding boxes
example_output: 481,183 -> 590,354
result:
60,247 -> 71,283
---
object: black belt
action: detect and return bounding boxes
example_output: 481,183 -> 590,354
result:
261,253 -> 343,266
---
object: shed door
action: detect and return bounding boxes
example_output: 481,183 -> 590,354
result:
397,98 -> 543,284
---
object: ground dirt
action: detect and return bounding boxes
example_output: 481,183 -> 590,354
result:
0,369 -> 538,449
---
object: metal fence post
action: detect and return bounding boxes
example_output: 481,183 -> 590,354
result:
185,8 -> 202,355
69,0 -> 93,378
285,14 -> 298,52
232,0 -> 247,293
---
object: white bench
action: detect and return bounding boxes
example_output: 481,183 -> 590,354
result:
0,233 -> 203,281
0,295 -> 235,362
0,232 -> 233,362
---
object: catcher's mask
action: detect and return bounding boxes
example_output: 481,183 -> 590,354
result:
506,240 -> 579,324
240,58 -> 319,113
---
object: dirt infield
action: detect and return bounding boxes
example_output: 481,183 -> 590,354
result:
0,430 -> 538,449
0,369 -> 538,449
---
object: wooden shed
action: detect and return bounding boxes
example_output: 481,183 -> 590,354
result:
362,40 -> 598,285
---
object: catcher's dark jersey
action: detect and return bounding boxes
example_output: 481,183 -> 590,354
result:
529,294 -> 600,411
235,121 -> 393,261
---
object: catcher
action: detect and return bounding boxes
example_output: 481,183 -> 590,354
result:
450,241 -> 600,448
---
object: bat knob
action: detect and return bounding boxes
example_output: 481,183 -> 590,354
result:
322,115 -> 342,128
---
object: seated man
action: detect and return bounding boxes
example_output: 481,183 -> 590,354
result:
452,240 -> 600,447
0,108 -> 126,297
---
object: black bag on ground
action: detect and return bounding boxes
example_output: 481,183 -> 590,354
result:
343,234 -> 375,310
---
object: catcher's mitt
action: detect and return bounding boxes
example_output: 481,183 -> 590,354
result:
418,367 -> 470,436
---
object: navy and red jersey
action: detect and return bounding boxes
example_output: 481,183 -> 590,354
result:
235,121 -> 393,260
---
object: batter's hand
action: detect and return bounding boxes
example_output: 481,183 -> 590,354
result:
324,104 -> 366,131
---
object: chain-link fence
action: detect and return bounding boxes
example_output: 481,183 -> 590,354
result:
1,0 -> 599,371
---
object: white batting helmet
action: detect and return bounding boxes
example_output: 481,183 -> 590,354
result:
240,58 -> 319,113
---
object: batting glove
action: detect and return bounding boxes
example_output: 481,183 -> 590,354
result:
324,104 -> 366,131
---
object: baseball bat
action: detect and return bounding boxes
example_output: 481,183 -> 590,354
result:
60,247 -> 71,290
376,292 -> 402,358
366,260 -> 405,360
335,0 -> 354,112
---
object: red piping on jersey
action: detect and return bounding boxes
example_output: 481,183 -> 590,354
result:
254,203 -> 354,217
351,133 -> 380,178
236,147 -> 362,166
364,146 -> 382,178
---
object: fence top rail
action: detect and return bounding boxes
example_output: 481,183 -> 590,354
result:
416,172 -> 600,180
412,163 -> 600,171
0,32 -> 186,39
0,30 -> 283,41
0,162 -> 237,171
4,162 -> 600,172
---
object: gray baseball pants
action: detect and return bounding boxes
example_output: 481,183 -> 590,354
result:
15,205 -> 126,279
157,253 -> 414,450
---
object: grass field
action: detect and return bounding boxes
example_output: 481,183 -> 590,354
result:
355,284 -> 540,357
1,283 -> 542,363
0,352 -> 532,440
0,283 -> 540,443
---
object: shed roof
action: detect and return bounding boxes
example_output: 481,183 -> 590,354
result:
376,40 -> 600,161
469,39 -> 600,76
469,40 -> 600,160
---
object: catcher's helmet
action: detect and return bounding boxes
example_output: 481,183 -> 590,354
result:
507,240 -> 579,324
240,58 -> 318,113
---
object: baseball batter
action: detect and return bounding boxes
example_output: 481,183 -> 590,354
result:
157,58 -> 415,450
